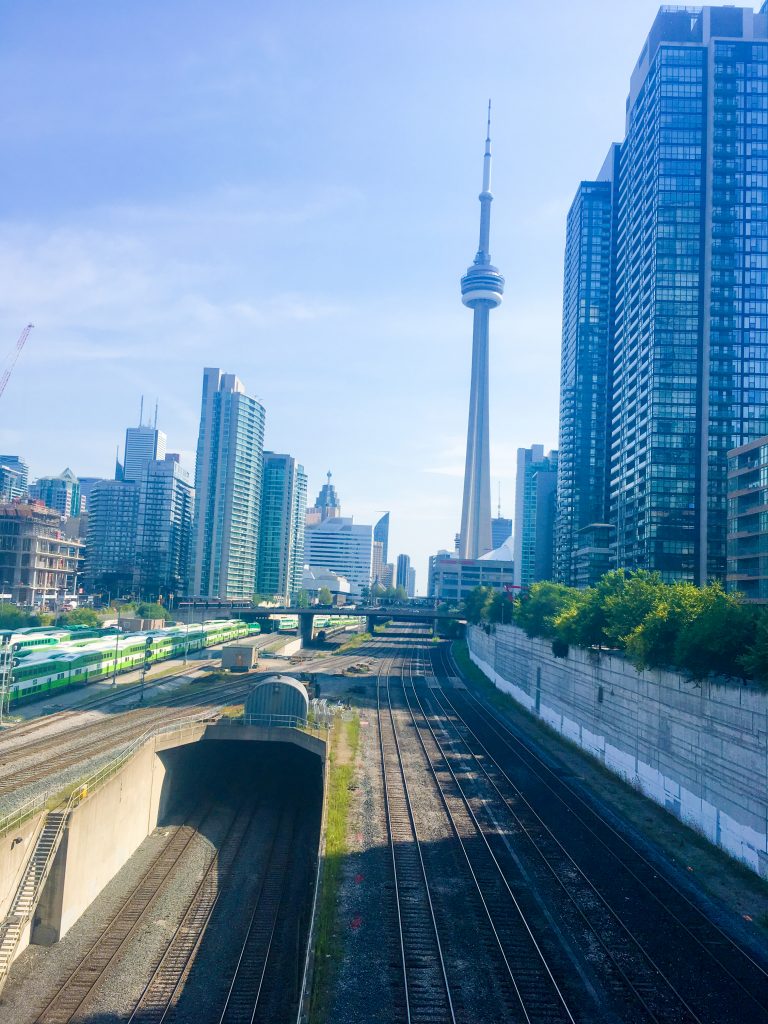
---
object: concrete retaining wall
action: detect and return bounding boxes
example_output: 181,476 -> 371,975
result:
0,812 -> 45,963
33,740 -> 170,944
467,624 -> 768,877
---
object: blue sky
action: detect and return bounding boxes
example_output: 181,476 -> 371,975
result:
0,0 -> 687,589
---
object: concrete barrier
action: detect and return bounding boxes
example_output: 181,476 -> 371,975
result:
26,719 -> 326,947
467,624 -> 768,878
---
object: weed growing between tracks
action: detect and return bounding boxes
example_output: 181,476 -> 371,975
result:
451,638 -> 768,935
310,712 -> 361,1022
335,632 -> 372,654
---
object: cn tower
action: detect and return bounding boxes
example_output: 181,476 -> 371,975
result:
458,102 -> 504,559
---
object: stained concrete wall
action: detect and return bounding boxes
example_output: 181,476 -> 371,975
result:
467,624 -> 768,877
0,811 -> 45,964
34,739 -> 170,944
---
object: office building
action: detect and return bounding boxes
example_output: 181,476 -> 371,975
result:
304,517 -> 373,595
727,435 -> 768,602
396,554 -> 411,591
86,480 -> 140,598
429,552 -> 514,603
256,452 -> 308,602
307,471 -> 341,526
561,6 -> 768,584
374,513 -> 390,563
302,566 -> 352,600
133,455 -> 194,602
0,502 -> 84,606
191,368 -> 266,599
513,446 -> 558,589
372,540 -> 386,585
0,457 -> 28,502
30,468 -> 82,518
458,105 -> 505,560
406,566 -> 416,599
491,515 -> 512,550
556,152 -> 618,586
123,424 -> 167,483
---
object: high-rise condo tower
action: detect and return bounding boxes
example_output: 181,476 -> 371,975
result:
459,103 -> 504,559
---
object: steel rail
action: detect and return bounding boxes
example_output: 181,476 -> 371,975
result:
32,802 -> 216,1024
127,799 -> 274,1024
440,641 -> 768,1017
376,648 -> 457,1024
399,643 -> 576,1024
427,644 -> 702,1024
216,803 -> 298,1024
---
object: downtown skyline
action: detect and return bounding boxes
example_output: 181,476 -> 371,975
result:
0,0 -> 704,582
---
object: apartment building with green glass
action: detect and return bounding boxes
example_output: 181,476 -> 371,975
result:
256,452 -> 307,602
191,368 -> 266,600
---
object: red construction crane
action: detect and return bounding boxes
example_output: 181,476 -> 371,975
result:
0,324 -> 33,401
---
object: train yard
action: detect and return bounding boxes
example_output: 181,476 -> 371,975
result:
0,625 -> 767,1022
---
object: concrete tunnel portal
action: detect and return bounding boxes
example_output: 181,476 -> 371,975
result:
16,728 -> 325,1024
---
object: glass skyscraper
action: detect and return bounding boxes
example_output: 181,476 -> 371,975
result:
191,368 -> 266,599
256,452 -> 307,602
557,4 -> 768,585
556,149 -> 618,585
513,446 -> 558,589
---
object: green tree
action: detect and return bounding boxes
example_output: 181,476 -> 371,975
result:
462,586 -> 496,625
59,607 -> 101,628
317,587 -> 333,606
621,581 -> 704,670
0,605 -> 37,629
296,589 -> 310,609
135,602 -> 171,621
739,611 -> 768,683
514,582 -> 579,639
674,588 -> 755,679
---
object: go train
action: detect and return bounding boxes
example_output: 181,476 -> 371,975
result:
6,618 -> 258,705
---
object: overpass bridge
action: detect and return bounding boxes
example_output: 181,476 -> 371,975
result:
238,605 -> 463,644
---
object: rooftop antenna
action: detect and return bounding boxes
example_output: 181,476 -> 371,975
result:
497,481 -> 502,518
154,400 -> 158,430
139,395 -> 144,427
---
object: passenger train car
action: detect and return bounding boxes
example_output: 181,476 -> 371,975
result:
6,618 -> 258,705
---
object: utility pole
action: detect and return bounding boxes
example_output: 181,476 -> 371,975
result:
139,635 -> 153,704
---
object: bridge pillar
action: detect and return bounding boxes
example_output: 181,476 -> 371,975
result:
299,612 -> 315,646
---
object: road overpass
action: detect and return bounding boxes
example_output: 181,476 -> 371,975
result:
239,605 -> 463,643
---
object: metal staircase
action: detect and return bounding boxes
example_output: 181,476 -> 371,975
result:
0,809 -> 68,987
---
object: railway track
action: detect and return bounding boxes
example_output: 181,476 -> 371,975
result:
430,640 -> 768,1023
0,683 -> 251,799
396,644 -> 577,1024
376,651 -> 457,1023
217,803 -> 298,1024
126,799 -> 279,1024
33,802 -> 217,1024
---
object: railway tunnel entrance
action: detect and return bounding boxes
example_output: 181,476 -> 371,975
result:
148,738 -> 323,1023
5,731 -> 324,1024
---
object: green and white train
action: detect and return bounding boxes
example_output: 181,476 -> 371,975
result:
6,618 -> 258,705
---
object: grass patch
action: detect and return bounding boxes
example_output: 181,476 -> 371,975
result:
335,632 -> 371,654
218,705 -> 244,719
310,713 -> 360,1022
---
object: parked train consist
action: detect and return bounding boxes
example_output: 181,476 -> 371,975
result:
7,619 -> 257,704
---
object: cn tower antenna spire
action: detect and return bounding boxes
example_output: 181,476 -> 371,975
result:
458,104 -> 505,560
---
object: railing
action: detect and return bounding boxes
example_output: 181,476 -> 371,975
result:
213,712 -> 330,732
0,708 -> 219,840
